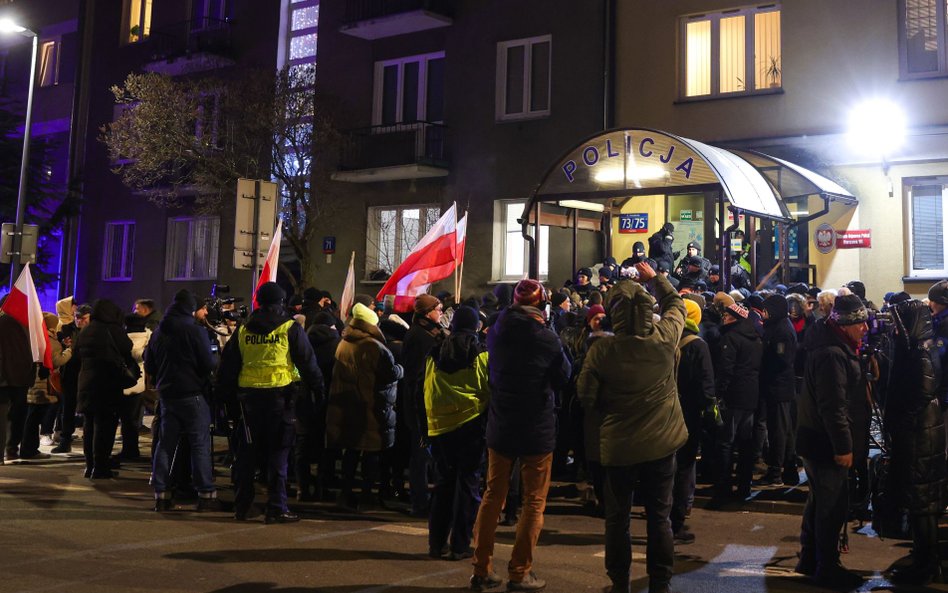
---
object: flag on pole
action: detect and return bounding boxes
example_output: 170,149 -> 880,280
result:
376,203 -> 458,313
1,263 -> 52,369
454,212 -> 468,298
253,218 -> 282,310
339,251 -> 356,318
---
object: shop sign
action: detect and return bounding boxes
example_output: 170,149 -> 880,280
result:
680,209 -> 693,221
836,229 -> 871,249
322,236 -> 336,254
814,223 -> 835,254
618,213 -> 648,234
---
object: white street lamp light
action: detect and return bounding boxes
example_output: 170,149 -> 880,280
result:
847,99 -> 907,170
0,18 -> 38,288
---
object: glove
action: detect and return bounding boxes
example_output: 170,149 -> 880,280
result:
672,251 -> 681,260
703,399 -> 724,427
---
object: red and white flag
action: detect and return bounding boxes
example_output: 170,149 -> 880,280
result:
376,203 -> 458,313
339,251 -> 356,318
454,213 -> 468,297
253,218 -> 282,310
1,263 -> 52,369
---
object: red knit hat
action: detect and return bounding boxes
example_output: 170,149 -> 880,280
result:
514,279 -> 545,307
586,304 -> 606,324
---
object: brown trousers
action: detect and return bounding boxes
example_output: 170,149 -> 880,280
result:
472,449 -> 553,581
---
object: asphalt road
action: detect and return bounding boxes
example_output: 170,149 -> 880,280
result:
1,438 -> 945,593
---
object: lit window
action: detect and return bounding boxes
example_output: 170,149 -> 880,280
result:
292,5 -> 319,31
165,216 -> 220,280
123,0 -> 153,44
37,40 -> 59,87
681,6 -> 781,98
496,36 -> 551,121
365,205 -> 441,280
103,221 -> 135,281
290,33 -> 317,61
899,0 -> 948,78
907,183 -> 948,277
494,200 -> 548,281
373,52 -> 445,125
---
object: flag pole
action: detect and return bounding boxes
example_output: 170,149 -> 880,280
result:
456,208 -> 468,302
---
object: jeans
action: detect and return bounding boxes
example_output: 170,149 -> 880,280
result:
800,458 -> 850,575
672,430 -> 700,531
716,407 -> 756,497
58,386 -> 78,441
603,454 -> 676,593
472,449 -> 553,581
429,418 -> 485,555
765,400 -> 793,470
407,421 -> 432,514
233,387 -> 295,514
152,396 -> 215,495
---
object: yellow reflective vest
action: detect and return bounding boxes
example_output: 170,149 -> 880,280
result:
424,351 -> 490,436
237,320 -> 301,388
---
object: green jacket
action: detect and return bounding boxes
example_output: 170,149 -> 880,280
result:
424,351 -> 490,436
577,274 -> 687,466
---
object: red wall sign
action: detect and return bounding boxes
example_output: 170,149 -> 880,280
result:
835,229 -> 871,249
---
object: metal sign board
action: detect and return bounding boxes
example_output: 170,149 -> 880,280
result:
323,236 -> 336,254
233,178 -> 279,266
618,213 -> 648,234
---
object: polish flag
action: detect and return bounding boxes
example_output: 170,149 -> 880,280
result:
376,203 -> 457,313
253,218 -> 282,310
454,213 -> 467,297
339,251 -> 356,318
1,263 -> 52,369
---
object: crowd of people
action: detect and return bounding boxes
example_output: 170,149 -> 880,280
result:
2,228 -> 948,593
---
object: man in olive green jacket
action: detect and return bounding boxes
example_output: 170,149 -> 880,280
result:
577,261 -> 687,593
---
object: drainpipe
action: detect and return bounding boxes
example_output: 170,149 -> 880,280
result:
602,0 -> 615,130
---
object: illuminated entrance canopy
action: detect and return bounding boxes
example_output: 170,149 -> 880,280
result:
532,128 -> 855,222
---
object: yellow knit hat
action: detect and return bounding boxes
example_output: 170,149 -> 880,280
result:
351,302 -> 378,326
683,298 -> 702,326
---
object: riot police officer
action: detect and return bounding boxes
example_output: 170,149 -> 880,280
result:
218,282 -> 324,523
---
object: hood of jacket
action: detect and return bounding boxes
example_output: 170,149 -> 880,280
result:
804,318 -> 855,355
158,302 -> 197,329
342,317 -> 385,343
892,298 -> 934,346
91,299 -> 126,325
493,283 -> 513,309
55,296 -> 74,329
606,279 -> 655,337
244,305 -> 290,335
432,330 -> 484,374
308,323 -> 340,347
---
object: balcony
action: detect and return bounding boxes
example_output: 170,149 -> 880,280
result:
142,18 -> 235,76
333,121 -> 449,183
340,0 -> 453,40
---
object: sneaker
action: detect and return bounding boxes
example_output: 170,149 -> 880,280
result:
470,573 -> 503,592
5,448 -> 19,461
51,440 -> 72,454
264,510 -> 301,524
754,470 -> 783,486
673,527 -> 695,545
507,572 -> 546,592
154,498 -> 173,512
19,451 -> 51,460
196,496 -> 222,512
40,435 -> 55,447
446,549 -> 474,561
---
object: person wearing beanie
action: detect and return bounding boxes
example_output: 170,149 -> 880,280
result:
712,291 -> 735,314
682,292 -> 707,313
793,292 -> 869,589
577,261 -> 687,593
423,306 -> 489,561
397,292 -> 446,517
550,291 -> 571,334
755,295 -> 799,487
470,279 -> 570,592
574,268 -> 594,300
217,282 -> 325,523
709,291 -> 763,509
672,296 -> 715,544
648,222 -> 677,274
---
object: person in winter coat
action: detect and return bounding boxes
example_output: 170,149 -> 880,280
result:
51,302 -> 90,454
883,299 -> 946,586
928,280 -> 948,415
18,312 -> 72,460
0,304 -> 34,464
146,290 -> 219,512
648,222 -> 677,274
217,282 -> 324,523
710,302 -> 762,506
424,306 -> 490,561
578,262 -> 687,593
113,313 -> 149,461
76,299 -> 140,479
795,294 -> 868,591
573,268 -> 595,301
401,293 -> 445,516
326,302 -> 404,511
671,298 -> 715,544
297,311 -> 341,501
755,295 -> 798,486
470,279 -> 571,593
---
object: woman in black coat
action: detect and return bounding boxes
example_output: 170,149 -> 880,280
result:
885,299 -> 946,586
76,299 -> 138,479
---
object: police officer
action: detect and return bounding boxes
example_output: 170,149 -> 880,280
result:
929,280 -> 948,441
218,282 -> 324,523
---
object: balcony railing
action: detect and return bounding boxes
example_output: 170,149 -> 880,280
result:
342,0 -> 454,24
339,121 -> 449,171
146,18 -> 234,62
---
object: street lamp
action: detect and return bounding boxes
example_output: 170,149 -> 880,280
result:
847,99 -> 907,174
0,18 -> 37,288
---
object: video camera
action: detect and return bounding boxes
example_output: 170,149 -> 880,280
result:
205,284 -> 248,325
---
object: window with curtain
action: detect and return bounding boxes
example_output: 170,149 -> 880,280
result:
373,52 -> 446,126
681,5 -> 781,98
909,184 -> 948,276
122,0 -> 153,44
365,204 -> 441,279
495,200 -> 549,280
103,222 -> 135,281
165,216 -> 220,280
496,35 -> 551,121
287,0 -> 319,66
900,0 -> 948,77
38,40 -> 59,87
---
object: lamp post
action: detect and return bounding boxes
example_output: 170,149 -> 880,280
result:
0,18 -> 38,288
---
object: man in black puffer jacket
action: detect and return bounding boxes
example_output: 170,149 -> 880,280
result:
470,279 -> 571,592
710,302 -> 762,507
755,295 -> 798,486
795,294 -> 868,590
146,290 -> 217,511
